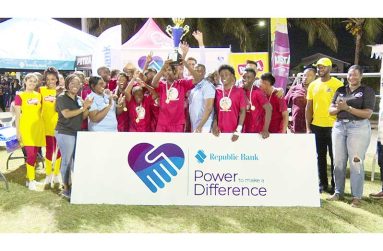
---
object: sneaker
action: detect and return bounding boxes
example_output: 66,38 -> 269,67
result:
369,191 -> 383,199
60,190 -> 71,200
53,175 -> 61,189
28,180 -> 41,191
351,198 -> 361,208
326,193 -> 341,201
44,175 -> 53,189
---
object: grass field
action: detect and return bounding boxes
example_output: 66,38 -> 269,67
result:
1,146 -> 383,233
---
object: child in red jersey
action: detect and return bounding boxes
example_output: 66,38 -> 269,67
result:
125,77 -> 158,132
212,64 -> 246,142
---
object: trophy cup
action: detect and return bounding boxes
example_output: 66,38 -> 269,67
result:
166,18 -> 190,64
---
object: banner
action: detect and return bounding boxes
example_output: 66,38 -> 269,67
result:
271,18 -> 290,91
75,55 -> 92,70
112,47 -> 230,75
71,132 -> 320,207
228,52 -> 269,80
92,25 -> 122,75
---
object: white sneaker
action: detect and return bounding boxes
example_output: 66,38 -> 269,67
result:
28,180 -> 40,191
44,174 -> 53,184
53,175 -> 61,184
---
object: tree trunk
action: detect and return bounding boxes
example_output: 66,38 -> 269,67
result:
354,33 -> 362,65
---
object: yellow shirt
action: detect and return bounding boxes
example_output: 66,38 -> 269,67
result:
17,91 -> 45,147
40,86 -> 58,136
307,77 -> 344,127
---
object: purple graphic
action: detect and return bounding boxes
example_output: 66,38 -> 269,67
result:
128,143 -> 185,193
272,31 -> 290,91
138,56 -> 163,72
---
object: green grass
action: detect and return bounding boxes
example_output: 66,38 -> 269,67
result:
1,148 -> 383,233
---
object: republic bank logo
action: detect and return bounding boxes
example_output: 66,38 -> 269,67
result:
128,143 -> 185,193
195,150 -> 207,164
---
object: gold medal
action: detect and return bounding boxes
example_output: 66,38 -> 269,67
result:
251,105 -> 255,111
136,118 -> 140,123
123,107 -> 127,112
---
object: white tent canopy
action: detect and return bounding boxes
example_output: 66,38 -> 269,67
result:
0,18 -> 98,70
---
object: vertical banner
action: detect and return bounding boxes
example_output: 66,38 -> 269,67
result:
270,18 -> 290,91
228,53 -> 269,80
92,25 -> 122,75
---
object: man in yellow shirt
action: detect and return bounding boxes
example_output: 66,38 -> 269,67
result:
306,58 -> 344,194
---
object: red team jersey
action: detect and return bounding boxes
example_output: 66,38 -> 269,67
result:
215,86 -> 246,133
243,86 -> 270,133
155,79 -> 194,127
127,97 -> 152,132
267,91 -> 288,133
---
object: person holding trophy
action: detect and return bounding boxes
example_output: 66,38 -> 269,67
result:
151,19 -> 203,132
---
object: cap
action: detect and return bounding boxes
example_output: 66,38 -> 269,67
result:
313,58 -> 332,67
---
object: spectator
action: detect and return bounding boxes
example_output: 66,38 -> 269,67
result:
306,57 -> 344,194
285,67 -> 317,133
327,65 -> 375,207
55,74 -> 93,199
87,76 -> 124,132
188,64 -> 216,133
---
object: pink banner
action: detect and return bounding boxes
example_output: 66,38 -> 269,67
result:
272,30 -> 290,91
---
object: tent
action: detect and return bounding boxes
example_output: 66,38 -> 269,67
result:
122,18 -> 173,49
0,18 -> 98,71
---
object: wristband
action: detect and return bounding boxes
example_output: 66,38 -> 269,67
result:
236,125 -> 243,133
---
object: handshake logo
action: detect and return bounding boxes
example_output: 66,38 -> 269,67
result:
128,143 -> 185,193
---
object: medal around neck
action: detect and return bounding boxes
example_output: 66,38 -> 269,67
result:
220,97 -> 232,111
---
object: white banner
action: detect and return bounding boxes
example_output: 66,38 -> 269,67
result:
71,132 -> 320,207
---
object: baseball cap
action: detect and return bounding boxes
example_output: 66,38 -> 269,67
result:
313,58 -> 332,67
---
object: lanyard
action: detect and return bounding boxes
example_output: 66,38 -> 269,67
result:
221,84 -> 234,99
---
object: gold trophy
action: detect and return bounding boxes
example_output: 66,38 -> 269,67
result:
166,18 -> 190,63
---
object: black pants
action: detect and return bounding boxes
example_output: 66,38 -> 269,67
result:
311,124 -> 334,190
377,141 -> 383,190
0,96 -> 5,112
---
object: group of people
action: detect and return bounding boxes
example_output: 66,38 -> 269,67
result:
0,75 -> 22,112
5,30 -> 383,205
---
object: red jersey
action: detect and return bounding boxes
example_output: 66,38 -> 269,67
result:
243,86 -> 270,133
128,97 -> 152,132
107,79 -> 117,92
155,79 -> 194,126
215,86 -> 246,133
267,91 -> 287,133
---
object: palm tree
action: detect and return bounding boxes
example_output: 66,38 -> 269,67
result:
344,18 -> 383,65
289,18 -> 339,52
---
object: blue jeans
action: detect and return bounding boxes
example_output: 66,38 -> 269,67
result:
332,119 -> 371,199
55,132 -> 76,186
